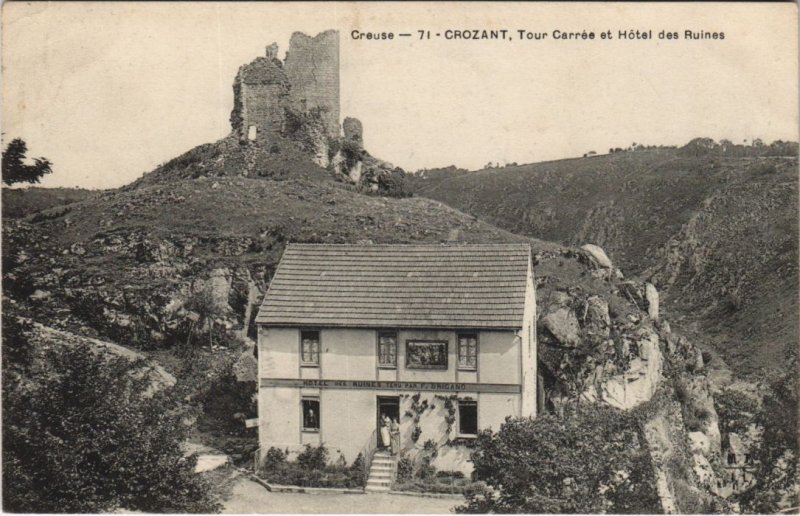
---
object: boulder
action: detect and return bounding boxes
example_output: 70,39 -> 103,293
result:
541,307 -> 581,347
581,244 -> 613,268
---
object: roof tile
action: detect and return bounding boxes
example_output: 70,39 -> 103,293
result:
256,244 -> 531,328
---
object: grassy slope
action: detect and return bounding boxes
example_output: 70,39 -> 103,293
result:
3,135 -> 570,347
2,187 -> 96,219
413,151 -> 799,377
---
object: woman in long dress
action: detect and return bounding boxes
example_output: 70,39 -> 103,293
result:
380,414 -> 391,450
390,417 -> 400,456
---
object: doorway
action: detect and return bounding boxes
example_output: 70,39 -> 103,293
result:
377,396 -> 400,446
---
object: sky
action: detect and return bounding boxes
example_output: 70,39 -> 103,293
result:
2,2 -> 798,189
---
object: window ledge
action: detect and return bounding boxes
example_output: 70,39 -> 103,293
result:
302,429 -> 320,434
457,367 -> 477,372
377,365 -> 397,370
300,364 -> 320,368
456,434 -> 478,439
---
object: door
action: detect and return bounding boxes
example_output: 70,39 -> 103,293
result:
377,396 -> 400,446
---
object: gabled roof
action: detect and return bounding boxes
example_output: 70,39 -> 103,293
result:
256,243 -> 532,329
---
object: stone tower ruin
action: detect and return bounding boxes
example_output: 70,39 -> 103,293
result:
284,30 -> 340,140
230,30 -> 340,145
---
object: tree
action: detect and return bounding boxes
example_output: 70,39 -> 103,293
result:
184,284 -> 226,348
2,336 -> 221,513
458,407 -> 661,514
2,138 -> 53,186
739,353 -> 799,513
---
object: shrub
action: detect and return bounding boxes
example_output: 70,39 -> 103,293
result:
436,470 -> 465,479
258,445 -> 364,488
396,454 -> 413,481
296,444 -> 329,471
458,407 -> 661,514
2,343 -> 220,512
195,360 -> 256,436
264,447 -> 287,469
348,453 -> 366,486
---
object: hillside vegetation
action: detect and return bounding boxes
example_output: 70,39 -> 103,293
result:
2,187 -> 96,219
412,147 -> 798,377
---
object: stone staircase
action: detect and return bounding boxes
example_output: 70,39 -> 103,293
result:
365,450 -> 396,492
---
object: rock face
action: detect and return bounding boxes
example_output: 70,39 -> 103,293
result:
541,307 -> 581,347
646,282 -> 659,321
538,277 -> 665,412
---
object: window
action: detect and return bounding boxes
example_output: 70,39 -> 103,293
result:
406,340 -> 448,369
302,398 -> 320,432
301,331 -> 320,366
378,332 -> 397,368
457,333 -> 478,370
458,400 -> 478,436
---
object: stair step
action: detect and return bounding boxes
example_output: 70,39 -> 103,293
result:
370,472 -> 392,479
367,480 -> 391,486
365,486 -> 391,492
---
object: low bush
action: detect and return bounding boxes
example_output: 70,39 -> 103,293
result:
393,474 -> 475,495
396,454 -> 413,481
258,445 -> 364,489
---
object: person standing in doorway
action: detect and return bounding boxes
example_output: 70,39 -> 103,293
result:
380,413 -> 391,450
390,417 -> 400,456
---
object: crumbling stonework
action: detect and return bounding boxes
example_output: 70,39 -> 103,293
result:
343,117 -> 364,146
284,30 -> 340,140
231,30 -> 340,145
230,55 -> 290,142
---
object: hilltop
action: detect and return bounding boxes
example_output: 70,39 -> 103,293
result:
411,146 -> 799,377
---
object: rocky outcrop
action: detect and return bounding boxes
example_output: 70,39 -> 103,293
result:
343,117 -> 363,146
538,277 -> 665,412
582,243 -> 614,268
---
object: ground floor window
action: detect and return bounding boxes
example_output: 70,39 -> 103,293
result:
302,398 -> 320,432
458,400 -> 478,437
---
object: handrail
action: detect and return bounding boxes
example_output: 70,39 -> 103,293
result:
360,429 -> 378,487
253,447 -> 261,472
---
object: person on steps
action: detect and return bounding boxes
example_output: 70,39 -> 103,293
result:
380,413 -> 391,450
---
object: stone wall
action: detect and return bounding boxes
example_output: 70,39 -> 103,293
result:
284,30 -> 340,140
231,30 -> 340,144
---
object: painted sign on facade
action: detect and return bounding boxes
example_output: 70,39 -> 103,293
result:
260,378 -> 522,394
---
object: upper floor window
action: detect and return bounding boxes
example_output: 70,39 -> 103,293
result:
378,332 -> 397,368
457,333 -> 478,370
301,330 -> 320,366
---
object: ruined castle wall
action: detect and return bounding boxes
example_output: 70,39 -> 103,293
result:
241,83 -> 289,141
284,30 -> 340,139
